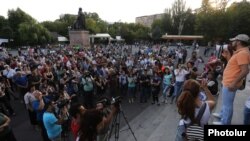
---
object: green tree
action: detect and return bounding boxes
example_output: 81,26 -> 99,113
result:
42,20 -> 68,37
171,0 -> 188,35
182,9 -> 196,35
194,0 -> 250,42
160,12 -> 174,35
134,24 -> 150,40
7,8 -> 36,45
0,16 -> 8,31
195,0 -> 215,41
227,0 -> 250,37
151,19 -> 164,39
0,16 -> 11,38
58,14 -> 76,26
18,22 -> 51,45
86,18 -> 99,33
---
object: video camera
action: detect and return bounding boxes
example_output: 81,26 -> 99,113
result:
111,96 -> 122,105
96,96 -> 122,107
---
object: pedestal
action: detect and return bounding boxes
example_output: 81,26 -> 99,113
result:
69,30 -> 90,48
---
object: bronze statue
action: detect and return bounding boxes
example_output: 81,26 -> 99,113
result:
72,8 -> 86,30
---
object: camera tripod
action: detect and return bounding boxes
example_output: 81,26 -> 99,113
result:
108,104 -> 137,141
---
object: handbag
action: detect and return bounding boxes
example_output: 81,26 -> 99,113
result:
238,78 -> 246,90
185,102 -> 207,141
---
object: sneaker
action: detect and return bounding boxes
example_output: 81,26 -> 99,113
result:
164,100 -> 168,104
212,113 -> 221,119
157,103 -> 160,106
151,102 -> 155,105
212,121 -> 222,125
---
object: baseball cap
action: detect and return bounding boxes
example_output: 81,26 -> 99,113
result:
230,34 -> 249,42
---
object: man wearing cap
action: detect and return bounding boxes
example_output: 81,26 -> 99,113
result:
213,34 -> 250,125
43,100 -> 64,141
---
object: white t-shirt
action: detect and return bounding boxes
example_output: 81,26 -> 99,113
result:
216,45 -> 221,52
3,69 -> 16,79
174,69 -> 189,82
24,92 -> 36,109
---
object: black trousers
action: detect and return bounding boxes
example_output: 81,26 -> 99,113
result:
83,90 -> 94,109
28,109 -> 37,125
152,89 -> 160,103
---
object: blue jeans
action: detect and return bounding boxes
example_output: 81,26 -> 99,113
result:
221,86 -> 236,125
171,81 -> 184,102
244,106 -> 250,125
162,84 -> 170,99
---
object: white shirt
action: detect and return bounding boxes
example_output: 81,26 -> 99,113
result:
3,69 -> 16,79
174,69 -> 189,82
24,92 -> 36,109
216,45 -> 221,51
178,52 -> 183,59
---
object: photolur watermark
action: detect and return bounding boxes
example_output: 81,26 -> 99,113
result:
208,129 -> 247,136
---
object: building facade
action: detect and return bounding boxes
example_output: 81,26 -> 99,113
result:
135,13 -> 164,28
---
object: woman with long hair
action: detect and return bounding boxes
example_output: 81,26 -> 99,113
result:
177,79 -> 215,123
77,105 -> 117,141
77,110 -> 103,141
175,79 -> 216,141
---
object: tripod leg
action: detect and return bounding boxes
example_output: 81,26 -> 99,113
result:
114,112 -> 121,141
108,115 -> 117,140
120,111 -> 138,141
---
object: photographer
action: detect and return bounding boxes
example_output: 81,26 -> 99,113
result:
56,90 -> 71,138
95,99 -> 113,141
43,100 -> 66,141
77,101 -> 118,141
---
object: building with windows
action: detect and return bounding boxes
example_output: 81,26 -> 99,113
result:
135,13 -> 164,28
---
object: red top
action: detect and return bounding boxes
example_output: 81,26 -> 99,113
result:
71,119 -> 80,140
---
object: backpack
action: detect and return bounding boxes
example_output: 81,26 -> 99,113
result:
185,102 -> 207,141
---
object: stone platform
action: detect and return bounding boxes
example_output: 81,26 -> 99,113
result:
69,30 -> 90,48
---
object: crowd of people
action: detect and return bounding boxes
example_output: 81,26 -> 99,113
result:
0,34 -> 249,141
